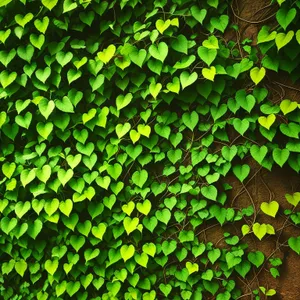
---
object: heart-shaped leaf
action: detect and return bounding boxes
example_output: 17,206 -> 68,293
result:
253,223 -> 267,240
260,201 -> 279,217
276,8 -> 296,30
288,236 -> 300,255
97,45 -> 116,64
258,114 -> 276,130
250,67 -> 266,85
202,66 -> 216,81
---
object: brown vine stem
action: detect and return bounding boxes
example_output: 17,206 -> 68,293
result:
195,223 -> 219,237
122,161 -> 135,181
235,29 -> 244,59
259,170 -> 274,202
273,81 -> 300,93
265,82 -> 285,103
275,206 -> 297,249
231,167 -> 262,207
182,132 -> 194,163
194,126 -> 212,142
230,134 -> 260,147
236,275 -> 255,297
236,292 -> 254,299
248,242 -> 285,287
242,182 -> 257,224
248,222 -> 296,292
230,3 -> 277,24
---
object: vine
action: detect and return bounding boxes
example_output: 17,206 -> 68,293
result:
0,0 -> 300,299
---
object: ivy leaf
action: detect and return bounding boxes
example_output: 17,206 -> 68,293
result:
250,145 -> 268,164
30,33 -> 45,50
207,0 -> 219,8
202,36 -> 219,49
210,104 -> 227,121
275,31 -> 294,50
166,77 -> 180,94
197,47 -> 217,66
56,51 -> 73,67
208,248 -> 221,264
36,122 -> 54,140
272,148 -> 290,167
136,200 -> 151,216
288,236 -> 300,255
0,29 -> 11,44
248,251 -> 265,268
280,122 -> 300,138
253,223 -> 267,240
116,93 -> 133,110
0,70 -> 17,88
92,223 -> 107,240
34,17 -> 50,34
0,0 -> 13,7
285,192 -> 300,207
97,45 -> 116,64
210,15 -> 229,33
79,11 -> 95,27
149,42 -> 168,63
67,69 -> 82,84
89,74 -> 104,92
190,6 -> 207,24
69,235 -> 85,252
202,66 -> 216,81
132,170 -> 148,188
174,55 -> 196,69
159,284 -> 172,297
149,82 -> 162,99
171,34 -> 188,54
257,26 -> 277,44
42,0 -> 59,10
156,207 -> 171,227
154,123 -> 170,139
250,67 -> 266,85
236,90 -> 256,113
123,217 -> 139,235
260,201 -> 279,217
156,19 -> 171,34
258,114 -> 276,130
1,217 -> 18,234
129,49 -> 147,67
45,259 -> 59,275
262,55 -> 279,72
233,118 -> 249,135
182,111 -> 199,131
201,185 -> 218,201
280,99 -> 298,115
15,13 -> 34,28
296,30 -> 300,44
35,67 -> 51,83
226,252 -> 242,269
276,8 -> 296,30
186,262 -> 199,275
232,164 -> 250,183
15,260 -> 27,277
180,71 -> 197,89
0,49 -> 16,67
162,240 -> 177,256
221,145 -> 237,161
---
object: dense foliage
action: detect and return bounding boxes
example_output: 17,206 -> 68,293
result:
1,0 -> 300,299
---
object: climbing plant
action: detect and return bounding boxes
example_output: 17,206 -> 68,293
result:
0,0 -> 300,299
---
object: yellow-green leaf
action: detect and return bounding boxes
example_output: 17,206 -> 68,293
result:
250,67 -> 266,85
